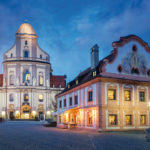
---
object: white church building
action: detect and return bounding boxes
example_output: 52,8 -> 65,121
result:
0,23 -> 66,120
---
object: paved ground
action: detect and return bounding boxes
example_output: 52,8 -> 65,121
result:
0,121 -> 150,150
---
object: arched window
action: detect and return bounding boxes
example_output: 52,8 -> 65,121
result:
40,55 -> 42,59
25,40 -> 28,45
9,75 -> 14,85
39,94 -> 43,102
24,94 -> 29,101
9,94 -> 14,102
39,72 -> 44,86
23,70 -> 30,84
24,51 -> 29,58
10,53 -> 13,58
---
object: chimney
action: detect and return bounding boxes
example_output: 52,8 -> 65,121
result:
91,44 -> 99,69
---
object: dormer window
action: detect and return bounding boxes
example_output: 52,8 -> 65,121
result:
40,55 -> 42,59
25,40 -> 28,45
24,51 -> 29,58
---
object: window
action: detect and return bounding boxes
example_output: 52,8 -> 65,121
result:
25,40 -> 28,45
39,73 -> 44,86
59,115 -> 61,123
39,94 -> 43,102
69,97 -> 72,106
140,115 -> 146,125
108,89 -> 116,100
10,53 -> 13,58
24,51 -> 29,58
88,91 -> 93,101
87,112 -> 93,126
109,114 -> 117,125
10,75 -> 14,85
40,55 -> 42,59
59,100 -> 62,108
23,70 -> 30,83
74,95 -> 78,105
64,99 -> 66,107
139,91 -> 145,102
24,94 -> 29,101
124,89 -> 131,101
125,115 -> 132,125
9,94 -> 14,102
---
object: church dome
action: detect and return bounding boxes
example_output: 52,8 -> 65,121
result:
16,23 -> 37,37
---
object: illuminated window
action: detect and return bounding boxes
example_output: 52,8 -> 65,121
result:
108,89 -> 116,100
109,114 -> 117,125
39,94 -> 43,102
74,95 -> 78,105
125,115 -> 132,125
24,51 -> 29,58
10,75 -> 14,85
87,112 -> 93,126
93,71 -> 96,77
59,100 -> 62,108
88,91 -> 93,101
59,115 -> 61,123
124,90 -> 131,101
140,115 -> 146,125
64,99 -> 66,107
9,94 -> 14,102
69,97 -> 72,106
139,91 -> 145,102
24,94 -> 29,101
23,70 -> 30,84
39,74 -> 44,86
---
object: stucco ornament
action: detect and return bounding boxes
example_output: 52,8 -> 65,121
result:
121,45 -> 148,75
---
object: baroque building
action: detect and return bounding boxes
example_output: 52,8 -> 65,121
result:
57,35 -> 150,131
0,23 -> 66,119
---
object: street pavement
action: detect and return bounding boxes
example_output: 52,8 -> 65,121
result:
0,121 -> 150,150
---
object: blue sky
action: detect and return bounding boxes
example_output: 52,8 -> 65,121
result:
0,0 -> 149,82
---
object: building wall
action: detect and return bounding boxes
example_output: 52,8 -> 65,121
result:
57,78 -> 150,131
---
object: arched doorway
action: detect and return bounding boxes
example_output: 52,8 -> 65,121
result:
21,105 -> 31,119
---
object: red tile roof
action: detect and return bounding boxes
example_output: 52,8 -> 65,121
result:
0,74 -> 3,87
50,75 -> 66,88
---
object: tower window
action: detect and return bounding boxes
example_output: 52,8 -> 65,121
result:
40,55 -> 42,59
23,70 -> 30,83
10,75 -> 14,85
39,94 -> 43,102
25,40 -> 28,45
24,51 -> 29,58
24,94 -> 29,101
9,94 -> 14,102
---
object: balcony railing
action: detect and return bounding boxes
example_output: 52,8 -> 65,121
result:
3,57 -> 50,63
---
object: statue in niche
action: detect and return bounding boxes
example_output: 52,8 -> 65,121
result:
16,77 -> 19,85
33,77 -> 36,86
46,79 -> 49,87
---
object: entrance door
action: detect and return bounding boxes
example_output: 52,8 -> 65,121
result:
39,112 -> 44,121
9,112 -> 14,120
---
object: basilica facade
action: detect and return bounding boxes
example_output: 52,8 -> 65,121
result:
0,23 -> 66,119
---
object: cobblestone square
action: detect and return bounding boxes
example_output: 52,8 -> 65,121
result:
0,121 -> 150,150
